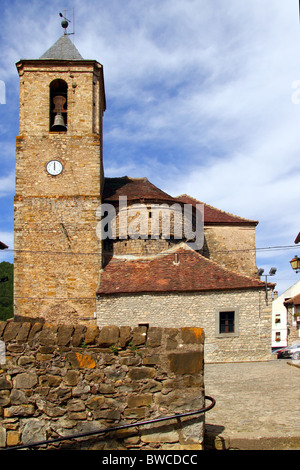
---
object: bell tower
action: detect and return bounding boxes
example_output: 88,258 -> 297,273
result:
13,32 -> 106,324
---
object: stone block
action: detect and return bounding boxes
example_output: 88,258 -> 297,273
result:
0,322 -> 6,338
16,322 -> 32,342
141,427 -> 179,444
39,325 -> 58,346
119,326 -> 132,348
86,396 -> 105,410
84,326 -> 99,345
128,367 -> 156,380
132,326 -> 147,346
27,322 -> 43,343
127,393 -> 152,408
147,328 -> 162,347
0,390 -> 10,406
0,377 -> 12,390
63,370 -> 79,386
71,325 -> 86,347
4,404 -> 35,417
168,351 -> 203,375
66,351 -> 96,369
6,430 -> 21,447
13,372 -> 38,389
22,419 -> 47,446
57,325 -> 74,346
10,389 -> 29,405
3,322 -> 22,342
18,355 -> 36,366
98,326 -> 119,347
39,374 -> 61,387
181,327 -> 204,344
0,425 -> 6,448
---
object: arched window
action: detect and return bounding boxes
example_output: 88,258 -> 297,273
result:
49,79 -> 68,132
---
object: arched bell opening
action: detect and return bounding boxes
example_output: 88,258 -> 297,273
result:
49,79 -> 68,132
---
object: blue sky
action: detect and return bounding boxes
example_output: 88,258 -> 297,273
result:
0,0 -> 300,294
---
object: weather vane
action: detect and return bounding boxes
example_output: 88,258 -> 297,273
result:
59,10 -> 75,35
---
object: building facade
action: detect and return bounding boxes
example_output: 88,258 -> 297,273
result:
14,35 -> 105,323
272,280 -> 300,348
13,33 -> 272,362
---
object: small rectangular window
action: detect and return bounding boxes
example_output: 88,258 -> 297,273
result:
219,311 -> 235,334
216,308 -> 239,337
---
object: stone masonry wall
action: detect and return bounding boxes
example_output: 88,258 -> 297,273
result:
0,321 -> 205,450
204,225 -> 258,277
97,289 -> 272,363
14,60 -> 105,323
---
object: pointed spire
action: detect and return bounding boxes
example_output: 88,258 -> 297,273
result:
40,35 -> 83,60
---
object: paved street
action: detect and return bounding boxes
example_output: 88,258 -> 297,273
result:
204,360 -> 300,449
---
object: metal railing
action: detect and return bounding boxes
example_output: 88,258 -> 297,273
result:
3,395 -> 215,450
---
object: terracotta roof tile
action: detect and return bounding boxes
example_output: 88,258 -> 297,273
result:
97,244 -> 265,295
176,194 -> 258,225
284,293 -> 300,306
295,232 -> 300,244
102,178 -> 258,226
102,177 -> 178,204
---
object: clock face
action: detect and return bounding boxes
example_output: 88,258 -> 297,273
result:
46,160 -> 63,176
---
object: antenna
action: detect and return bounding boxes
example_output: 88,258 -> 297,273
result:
59,10 -> 74,35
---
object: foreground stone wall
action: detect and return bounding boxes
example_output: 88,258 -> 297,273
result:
0,321 -> 205,450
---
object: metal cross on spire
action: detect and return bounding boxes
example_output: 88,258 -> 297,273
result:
59,10 -> 74,35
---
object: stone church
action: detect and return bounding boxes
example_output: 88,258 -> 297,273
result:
13,33 -> 272,362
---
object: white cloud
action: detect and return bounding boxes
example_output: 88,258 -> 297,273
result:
0,172 -> 15,198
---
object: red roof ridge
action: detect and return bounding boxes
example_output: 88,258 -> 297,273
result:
98,243 -> 266,295
176,194 -> 258,225
179,243 -> 265,284
105,176 -> 148,182
103,176 -> 178,203
284,293 -> 300,306
112,241 -> 190,262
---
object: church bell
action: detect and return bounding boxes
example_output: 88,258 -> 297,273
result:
51,95 -> 67,131
52,113 -> 66,131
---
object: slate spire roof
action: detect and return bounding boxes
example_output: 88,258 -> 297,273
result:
40,35 -> 84,60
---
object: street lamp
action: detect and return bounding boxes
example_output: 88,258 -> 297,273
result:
257,267 -> 277,304
290,255 -> 300,273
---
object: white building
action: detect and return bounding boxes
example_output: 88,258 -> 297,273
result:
272,280 -> 300,348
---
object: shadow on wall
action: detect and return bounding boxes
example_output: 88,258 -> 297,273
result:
204,424 -> 227,450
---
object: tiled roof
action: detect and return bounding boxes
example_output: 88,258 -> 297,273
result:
295,232 -> 300,244
176,194 -> 258,225
40,35 -> 83,60
102,178 -> 258,226
0,241 -> 8,250
102,177 -> 178,204
284,293 -> 300,306
97,243 -> 265,295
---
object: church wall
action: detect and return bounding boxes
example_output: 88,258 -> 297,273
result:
97,288 -> 272,363
204,225 -> 257,277
14,195 -> 101,323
